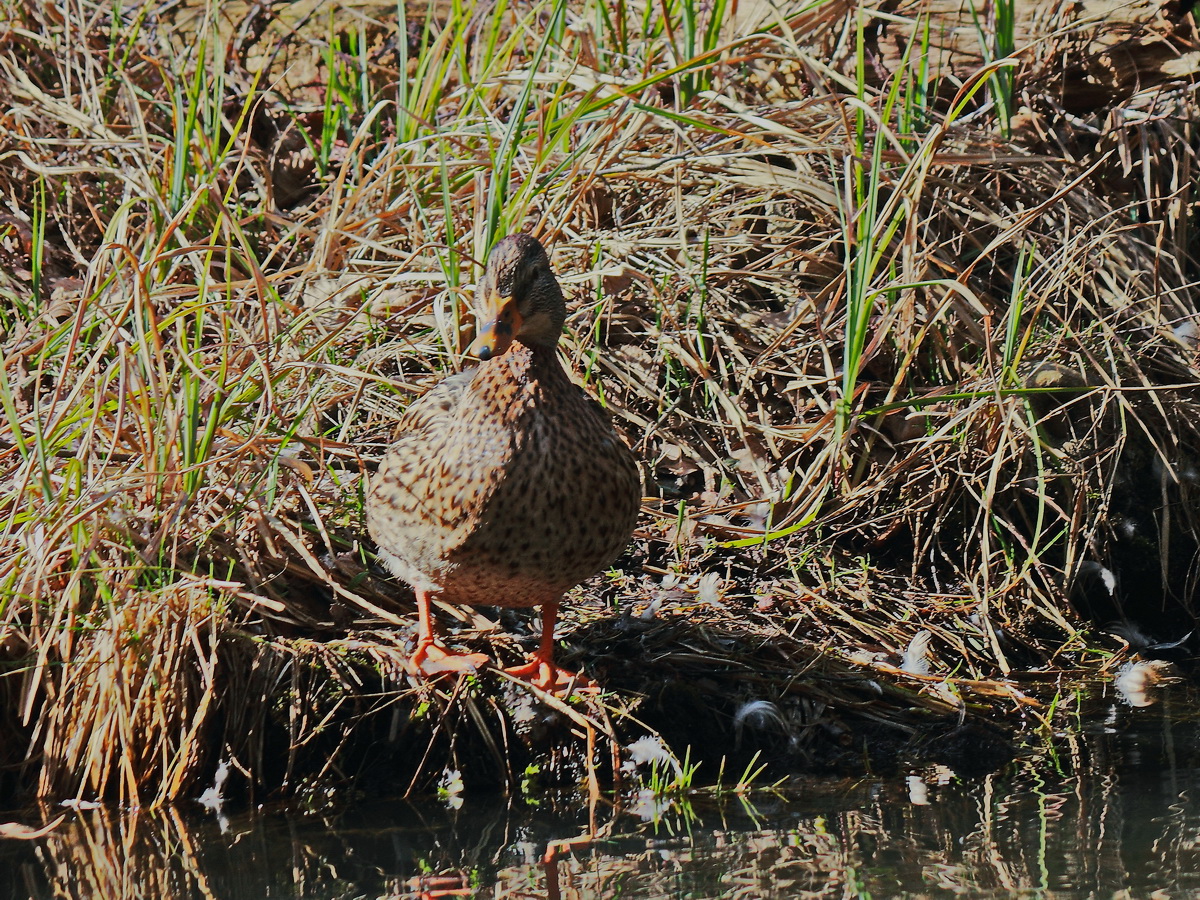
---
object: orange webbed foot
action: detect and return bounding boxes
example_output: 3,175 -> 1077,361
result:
411,640 -> 491,677
503,655 -> 600,696
409,589 -> 490,678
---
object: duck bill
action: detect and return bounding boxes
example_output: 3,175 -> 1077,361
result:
471,293 -> 523,360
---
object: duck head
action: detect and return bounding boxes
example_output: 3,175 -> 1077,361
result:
471,234 -> 566,360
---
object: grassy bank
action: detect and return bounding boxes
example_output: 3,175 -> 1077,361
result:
2,0 -> 1200,806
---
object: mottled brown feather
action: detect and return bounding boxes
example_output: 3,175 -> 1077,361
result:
366,235 -> 641,611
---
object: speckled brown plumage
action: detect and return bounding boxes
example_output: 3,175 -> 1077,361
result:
366,233 -> 641,692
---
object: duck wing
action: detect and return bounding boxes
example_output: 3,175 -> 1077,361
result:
367,365 -> 517,579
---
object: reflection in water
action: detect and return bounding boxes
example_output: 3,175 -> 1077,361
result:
4,683 -> 1200,898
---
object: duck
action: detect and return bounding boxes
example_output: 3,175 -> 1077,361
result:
366,233 -> 642,694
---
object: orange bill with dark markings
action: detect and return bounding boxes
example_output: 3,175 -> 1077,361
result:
472,293 -> 523,360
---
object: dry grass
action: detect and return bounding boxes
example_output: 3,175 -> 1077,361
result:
3,0 -> 1200,804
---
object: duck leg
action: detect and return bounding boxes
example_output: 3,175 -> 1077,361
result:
503,602 -> 598,694
411,589 -> 490,675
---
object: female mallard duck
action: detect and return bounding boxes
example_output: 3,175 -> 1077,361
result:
367,234 -> 641,693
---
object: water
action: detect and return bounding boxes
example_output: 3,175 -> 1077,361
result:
4,680 -> 1200,898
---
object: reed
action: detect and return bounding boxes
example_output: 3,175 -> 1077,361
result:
2,0 -> 1199,805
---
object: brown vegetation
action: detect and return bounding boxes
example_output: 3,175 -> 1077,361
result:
2,0 -> 1200,805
